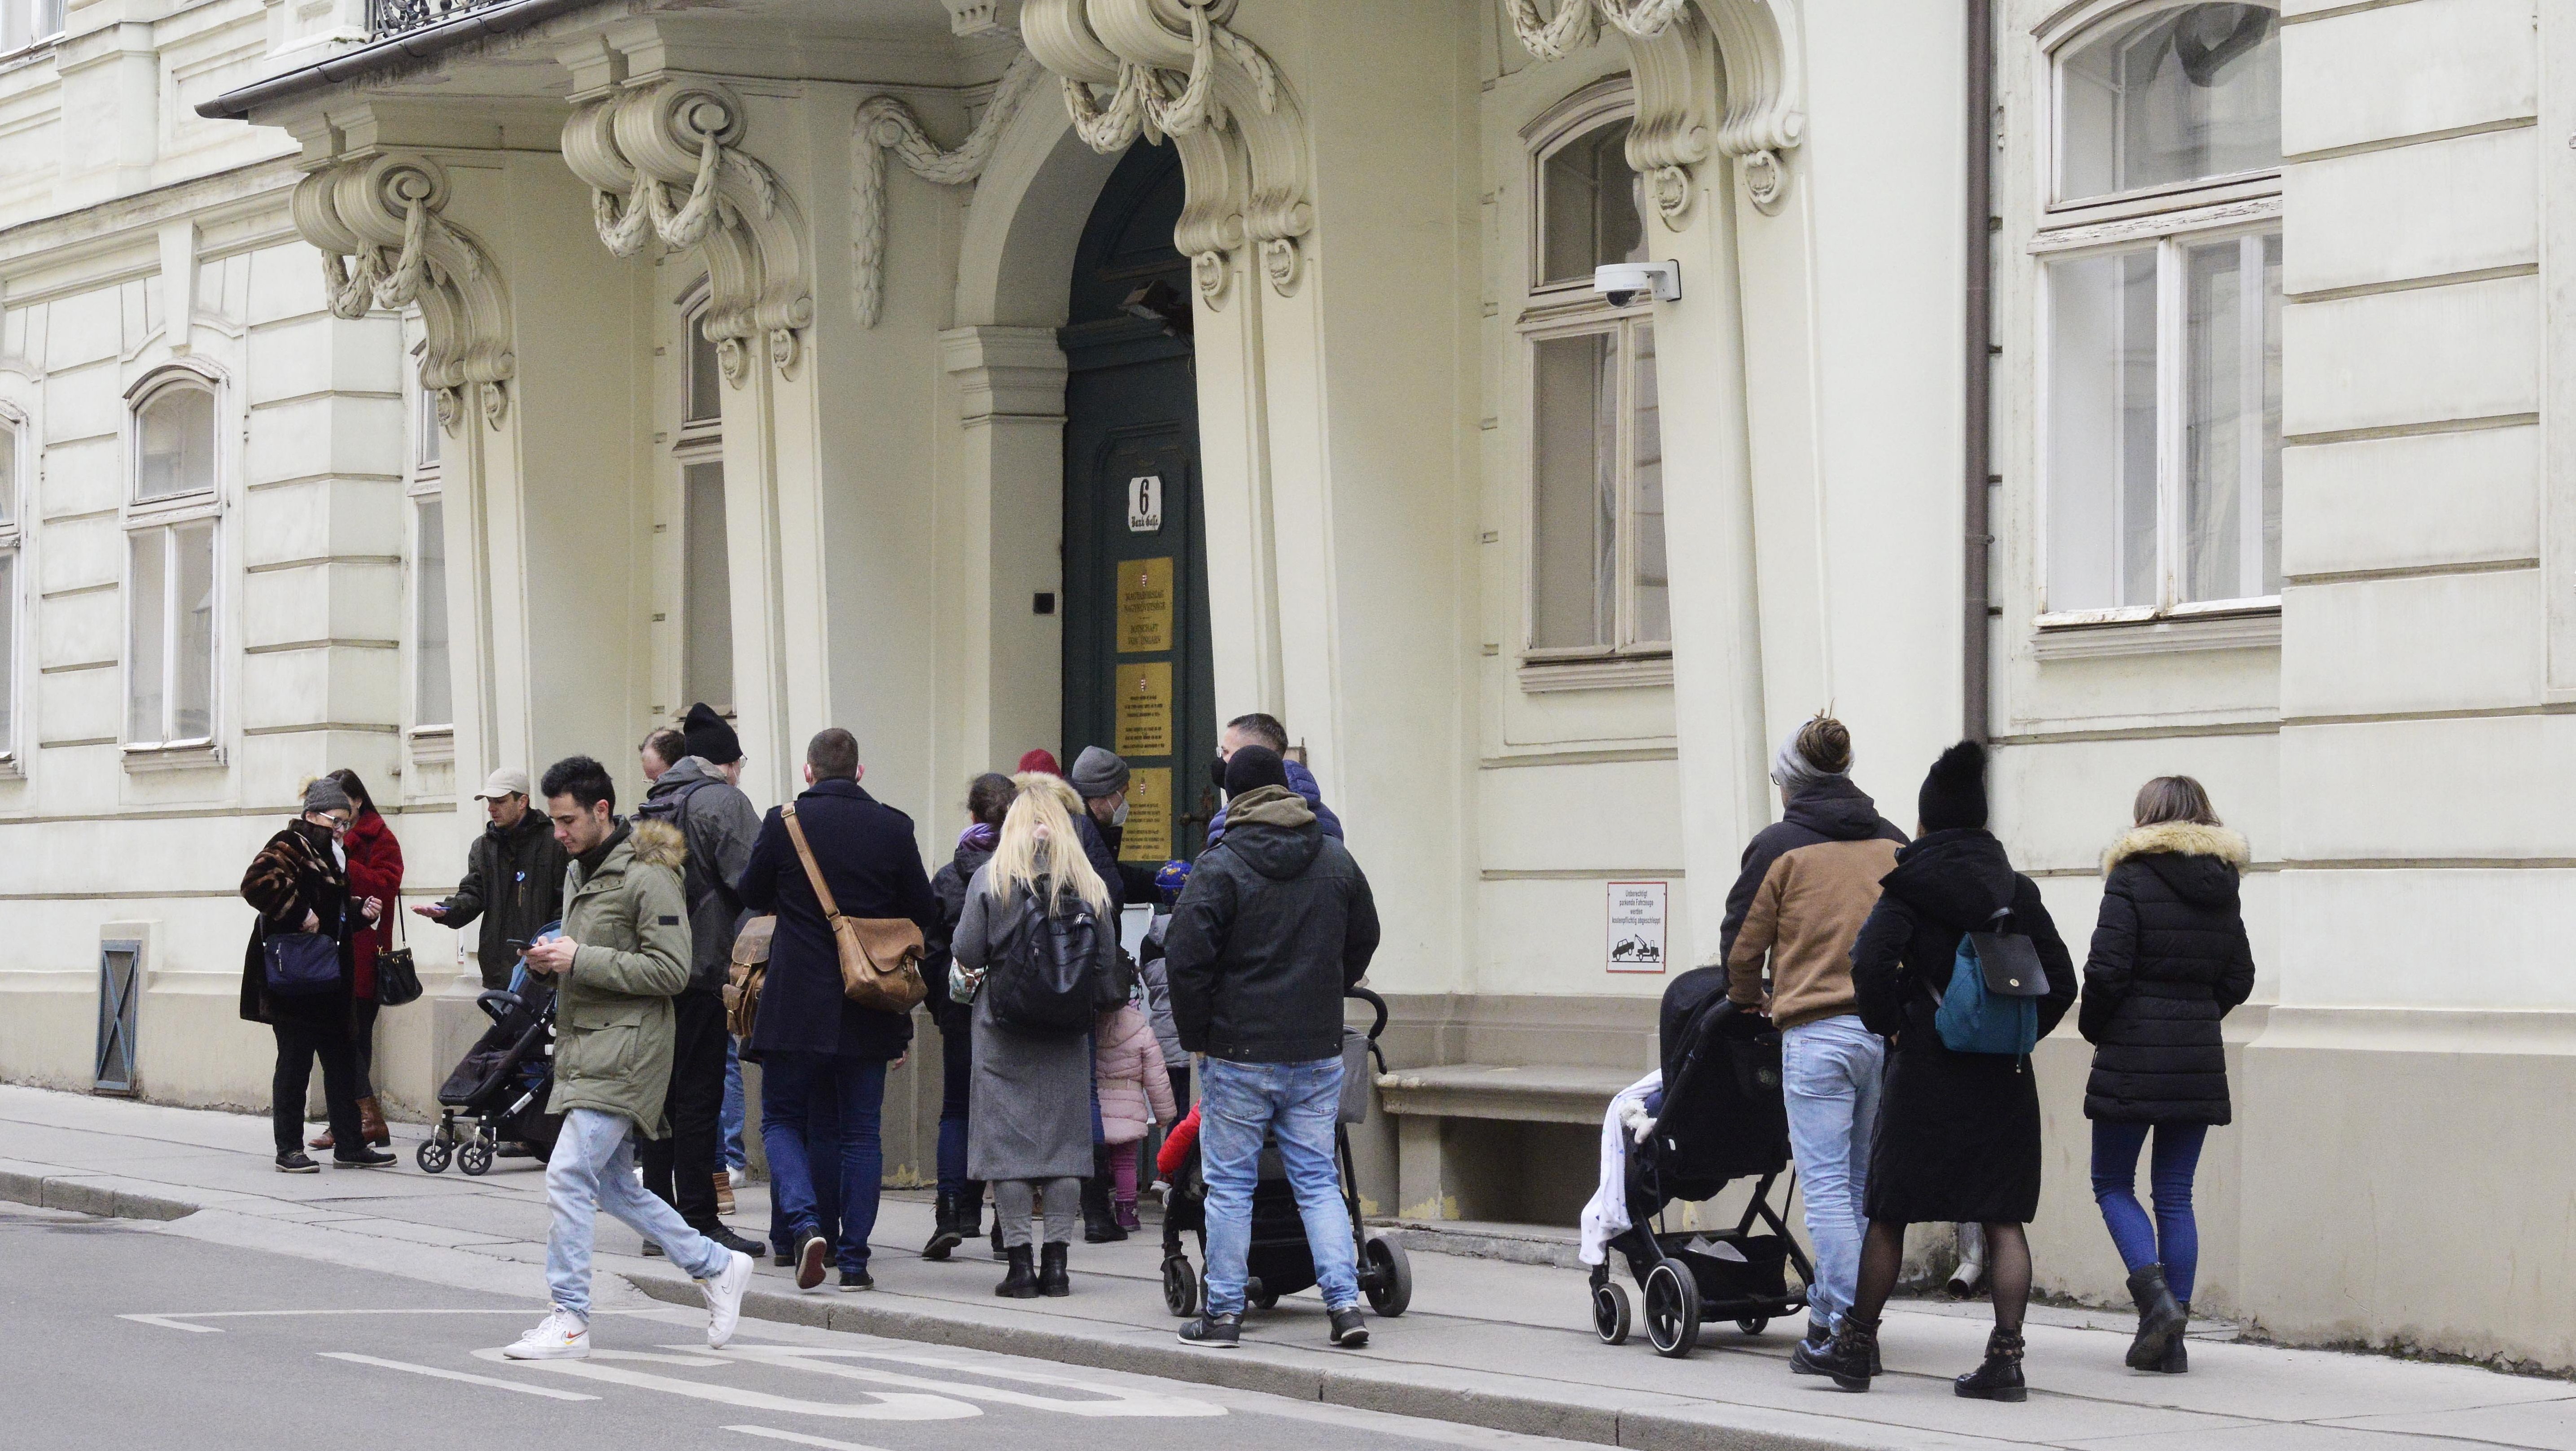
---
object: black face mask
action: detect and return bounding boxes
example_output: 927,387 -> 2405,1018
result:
1209,756 -> 1229,794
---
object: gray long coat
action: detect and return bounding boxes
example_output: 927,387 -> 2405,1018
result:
955,863 -> 1111,1182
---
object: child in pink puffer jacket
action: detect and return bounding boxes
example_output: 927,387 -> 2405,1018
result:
1095,1002 -> 1178,1232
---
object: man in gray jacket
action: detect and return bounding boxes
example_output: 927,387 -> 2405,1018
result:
635,706 -> 765,1257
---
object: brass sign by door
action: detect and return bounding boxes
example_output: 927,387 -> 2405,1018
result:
1118,557 -> 1174,653
1115,661 -> 1173,755
1120,767 -> 1172,861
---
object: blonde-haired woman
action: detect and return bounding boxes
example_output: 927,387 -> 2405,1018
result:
951,772 -> 1122,1298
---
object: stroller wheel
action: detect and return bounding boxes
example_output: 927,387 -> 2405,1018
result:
456,1139 -> 495,1177
1161,1256 -> 1200,1317
1643,1261 -> 1701,1359
1248,1278 -> 1278,1312
1592,1280 -> 1631,1346
1362,1233 -> 1413,1317
1736,1316 -> 1770,1337
415,1138 -> 452,1175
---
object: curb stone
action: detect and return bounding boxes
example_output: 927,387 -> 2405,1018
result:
0,1167 -> 198,1223
621,1273 -> 1882,1451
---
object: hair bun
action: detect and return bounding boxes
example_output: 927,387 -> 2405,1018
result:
1795,714 -> 1853,776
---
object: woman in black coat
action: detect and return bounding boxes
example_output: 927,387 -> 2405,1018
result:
1826,743 -> 2077,1402
238,777 -> 395,1172
2080,776 -> 2256,1375
920,771 -> 1014,1259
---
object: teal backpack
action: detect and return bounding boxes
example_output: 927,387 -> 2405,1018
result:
1931,907 -> 2048,1055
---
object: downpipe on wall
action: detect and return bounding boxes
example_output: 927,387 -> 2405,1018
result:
1963,0 -> 1995,744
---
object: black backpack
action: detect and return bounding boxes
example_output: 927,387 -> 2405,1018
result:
988,882 -> 1114,1036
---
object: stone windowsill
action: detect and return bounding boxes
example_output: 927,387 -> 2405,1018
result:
122,740 -> 227,774
1517,653 -> 1674,694
2030,608 -> 2280,662
408,727 -> 456,765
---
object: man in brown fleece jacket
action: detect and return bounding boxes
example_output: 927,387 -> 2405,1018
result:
1717,715 -> 1906,1372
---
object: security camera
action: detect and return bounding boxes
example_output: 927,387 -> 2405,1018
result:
1593,260 -> 1682,306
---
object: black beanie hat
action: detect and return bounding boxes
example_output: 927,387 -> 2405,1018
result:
682,702 -> 743,766
1223,745 -> 1290,800
1917,740 -> 1989,833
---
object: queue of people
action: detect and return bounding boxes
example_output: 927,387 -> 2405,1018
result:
1722,717 -> 2258,1400
239,695 -> 2242,1385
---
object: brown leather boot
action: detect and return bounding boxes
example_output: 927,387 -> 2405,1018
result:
713,1171 -> 737,1216
358,1097 -> 390,1147
307,1127 -> 334,1150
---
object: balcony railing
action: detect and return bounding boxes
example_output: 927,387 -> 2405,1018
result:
370,0 -> 508,40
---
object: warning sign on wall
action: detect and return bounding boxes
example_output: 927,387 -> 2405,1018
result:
1606,881 -> 1668,974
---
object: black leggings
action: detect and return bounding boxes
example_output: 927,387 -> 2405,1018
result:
273,1019 -> 362,1157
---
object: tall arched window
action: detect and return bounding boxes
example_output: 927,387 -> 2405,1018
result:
2040,3 -> 2281,622
0,405 -> 23,765
407,333 -> 453,739
125,372 -> 222,751
676,293 -> 733,714
1520,81 -> 1667,676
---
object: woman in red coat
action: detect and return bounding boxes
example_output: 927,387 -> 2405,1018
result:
312,768 -> 401,1150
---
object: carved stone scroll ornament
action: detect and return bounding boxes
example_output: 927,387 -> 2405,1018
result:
852,49 -> 1049,328
294,155 -> 515,430
1024,0 -> 1311,307
562,81 -> 815,385
1503,0 -> 1805,219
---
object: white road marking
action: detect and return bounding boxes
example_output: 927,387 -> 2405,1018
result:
724,1429 -> 893,1451
469,1348 -> 980,1420
121,1309 -> 539,1334
319,1353 -> 602,1402
684,1345 -> 1226,1418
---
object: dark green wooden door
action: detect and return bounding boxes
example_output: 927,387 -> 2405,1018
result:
1061,141 -> 1218,865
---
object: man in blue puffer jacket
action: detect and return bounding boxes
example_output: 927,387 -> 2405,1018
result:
1203,713 -> 1344,847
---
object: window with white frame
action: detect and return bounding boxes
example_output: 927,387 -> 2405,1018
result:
408,342 -> 453,734
677,301 -> 734,713
1521,86 -> 1669,665
0,409 -> 22,762
2042,2 -> 2280,622
125,375 -> 222,750
0,0 -> 66,56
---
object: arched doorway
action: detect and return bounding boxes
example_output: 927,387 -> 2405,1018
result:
1059,141 -> 1217,868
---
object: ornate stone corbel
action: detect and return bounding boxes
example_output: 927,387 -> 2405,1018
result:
1025,0 -> 1310,308
852,49 -> 1049,328
292,154 -> 515,430
1503,0 -> 1805,220
562,80 -> 815,386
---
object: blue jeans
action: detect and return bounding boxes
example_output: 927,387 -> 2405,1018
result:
545,1107 -> 728,1320
720,1036 -> 747,1172
1781,1014 -> 1884,1331
1199,1055 -> 1358,1317
762,1052 -> 885,1273
935,1019 -> 979,1202
2092,1120 -> 2208,1302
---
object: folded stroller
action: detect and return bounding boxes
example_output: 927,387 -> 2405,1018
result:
1587,965 -> 1815,1357
1159,987 -> 1412,1320
417,966 -> 561,1177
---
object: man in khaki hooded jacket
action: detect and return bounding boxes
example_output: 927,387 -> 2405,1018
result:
500,755 -> 750,1362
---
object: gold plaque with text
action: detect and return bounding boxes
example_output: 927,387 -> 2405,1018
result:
1114,662 -> 1173,756
1118,557 -> 1174,654
1120,767 -> 1172,861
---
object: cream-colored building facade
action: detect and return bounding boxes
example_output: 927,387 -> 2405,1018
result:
1,0 -> 2567,1371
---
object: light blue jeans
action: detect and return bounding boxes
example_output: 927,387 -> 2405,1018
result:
1200,1055 -> 1358,1317
1781,1014 -> 1885,1332
546,1107 -> 729,1319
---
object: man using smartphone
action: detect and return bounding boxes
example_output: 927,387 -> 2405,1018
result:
418,767 -> 569,990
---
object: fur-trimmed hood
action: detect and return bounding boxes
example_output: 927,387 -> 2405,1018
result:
630,818 -> 688,871
2103,820 -> 2249,873
2105,820 -> 2247,912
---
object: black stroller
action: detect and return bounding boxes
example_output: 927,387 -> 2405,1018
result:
416,971 -> 561,1177
1588,965 -> 1815,1357
1159,987 -> 1412,1320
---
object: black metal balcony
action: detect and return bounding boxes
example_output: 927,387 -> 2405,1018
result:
369,0 -> 509,39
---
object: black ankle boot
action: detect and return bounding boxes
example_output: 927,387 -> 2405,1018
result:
995,1244 -> 1038,1298
1954,1327 -> 2027,1401
924,1193 -> 963,1261
1080,1169 -> 1124,1244
2125,1264 -> 2187,1371
2157,1302 -> 2190,1374
1038,1242 -> 1071,1297
1821,1315 -> 1877,1392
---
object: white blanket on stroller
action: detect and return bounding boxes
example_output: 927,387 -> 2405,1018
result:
1578,1068 -> 1664,1266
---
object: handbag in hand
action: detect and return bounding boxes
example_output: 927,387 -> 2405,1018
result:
374,896 -> 423,1008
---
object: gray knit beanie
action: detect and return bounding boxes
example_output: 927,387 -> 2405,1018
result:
1068,746 -> 1130,801
302,777 -> 352,816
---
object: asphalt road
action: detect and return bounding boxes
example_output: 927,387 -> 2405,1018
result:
2,1204 -> 1573,1451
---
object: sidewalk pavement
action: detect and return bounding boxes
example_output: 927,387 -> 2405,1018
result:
4,1083 -> 2568,1451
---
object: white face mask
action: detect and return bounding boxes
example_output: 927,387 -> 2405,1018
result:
1110,797 -> 1130,828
